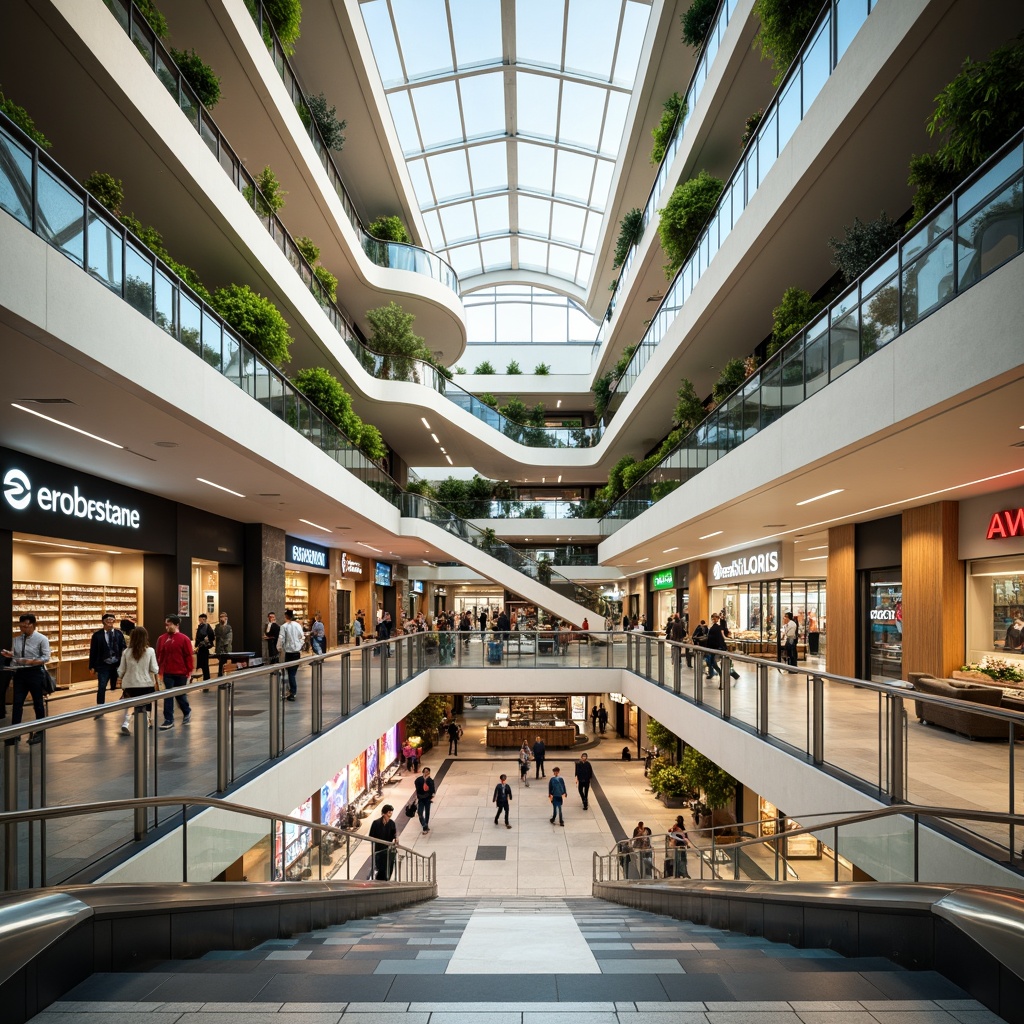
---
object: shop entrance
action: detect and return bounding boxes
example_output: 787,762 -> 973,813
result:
12,533 -> 143,687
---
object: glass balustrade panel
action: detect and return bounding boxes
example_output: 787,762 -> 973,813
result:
0,128 -> 32,226
187,810 -> 274,883
956,178 -> 1023,290
36,166 -> 83,265
179,290 -> 202,356
154,269 -> 177,338
86,209 -> 123,293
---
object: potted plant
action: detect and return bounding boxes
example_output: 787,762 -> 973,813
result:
649,759 -> 690,807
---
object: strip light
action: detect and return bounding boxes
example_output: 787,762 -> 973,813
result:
12,403 -> 122,449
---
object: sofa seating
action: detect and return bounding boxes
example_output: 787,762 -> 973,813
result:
908,673 -> 1023,740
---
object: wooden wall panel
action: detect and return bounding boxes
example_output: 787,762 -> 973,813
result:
903,502 -> 965,678
689,560 -> 709,632
827,525 -> 856,677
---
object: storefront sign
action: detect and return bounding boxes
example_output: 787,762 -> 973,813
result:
712,545 -> 782,581
986,508 -> 1024,540
178,584 -> 190,616
340,552 -> 363,575
869,608 -> 899,621
651,568 -> 675,591
285,535 -> 328,569
3,466 -> 141,528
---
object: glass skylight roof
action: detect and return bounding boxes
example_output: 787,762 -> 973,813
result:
358,0 -> 651,293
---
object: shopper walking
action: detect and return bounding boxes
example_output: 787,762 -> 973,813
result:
310,612 -> 326,655
782,612 -> 798,667
518,741 -> 531,786
598,704 -> 608,734
368,804 -> 397,880
631,821 -> 653,877
590,704 -> 599,735
532,735 -> 546,778
548,766 -> 567,825
88,612 -> 126,708
415,766 -> 436,833
116,626 -> 159,734
668,815 -> 691,878
447,718 -> 461,755
157,615 -> 193,731
493,773 -> 513,828
194,613 -> 215,680
214,611 -> 233,677
263,612 -> 280,665
277,609 -> 305,700
3,613 -> 51,744
574,752 -> 594,810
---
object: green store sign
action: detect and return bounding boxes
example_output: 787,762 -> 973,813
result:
651,568 -> 675,590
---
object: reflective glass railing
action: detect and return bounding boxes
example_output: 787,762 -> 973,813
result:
604,0 -> 739,325
481,500 -> 594,521
604,0 -> 877,406
243,0 -> 459,295
399,495 -> 607,615
601,127 -> 1024,530
0,112 -> 603,606
0,116 -> 399,501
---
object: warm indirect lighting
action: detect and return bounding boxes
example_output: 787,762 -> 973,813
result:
431,433 -> 439,443
556,400 -> 562,408
796,489 -> 844,506
557,475 -> 562,483
800,555 -> 828,561
421,418 -> 431,429
197,478 -> 245,498
807,545 -> 828,551
445,455 -> 453,465
299,518 -> 332,533
15,538 -> 91,552
663,546 -> 679,553
699,531 -> 723,540
12,403 -> 123,449
358,542 -> 383,552
637,557 -> 649,563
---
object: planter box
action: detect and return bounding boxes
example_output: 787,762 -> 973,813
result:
657,793 -> 689,808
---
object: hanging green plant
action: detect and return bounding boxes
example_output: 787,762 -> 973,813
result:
0,87 -> 52,148
84,172 -> 124,215
752,0 -> 820,87
651,92 -> 687,166
368,214 -> 412,244
740,109 -> 764,148
673,378 -> 706,432
211,283 -> 293,364
169,48 -> 221,108
680,0 -> 718,50
658,171 -> 724,277
243,165 -> 287,218
769,286 -> 823,356
263,0 -> 302,55
135,0 -> 168,39
613,208 -> 644,269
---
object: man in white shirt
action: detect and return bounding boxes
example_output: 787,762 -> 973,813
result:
277,609 -> 305,700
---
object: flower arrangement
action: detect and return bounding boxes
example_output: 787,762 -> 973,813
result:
960,657 -> 1024,683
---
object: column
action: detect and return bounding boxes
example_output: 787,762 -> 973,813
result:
827,524 -> 855,678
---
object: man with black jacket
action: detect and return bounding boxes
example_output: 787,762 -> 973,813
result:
706,613 -> 740,685
263,612 -> 280,665
88,613 -> 127,707
574,752 -> 594,810
368,804 -> 397,880
414,766 -> 436,833
194,614 -> 215,681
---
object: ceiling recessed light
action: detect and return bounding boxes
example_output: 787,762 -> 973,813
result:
796,489 -> 844,506
663,547 -> 678,553
699,531 -> 723,540
13,403 -> 123,449
556,400 -> 562,408
153,440 -> 179,448
421,418 -> 431,430
14,538 -> 91,551
762,524 -> 787,528
445,455 -> 453,465
800,556 -> 828,561
197,478 -> 245,498
637,557 -> 649,563
299,518 -> 332,533
557,475 -> 562,483
431,433 -> 439,443
259,493 -> 281,497
807,545 -> 828,551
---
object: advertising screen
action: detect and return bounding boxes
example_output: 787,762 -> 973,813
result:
366,740 -> 379,780
320,768 -> 348,827
375,561 -> 392,587
349,752 -> 366,796
384,725 -> 398,765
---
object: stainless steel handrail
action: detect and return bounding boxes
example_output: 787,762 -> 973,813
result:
0,793 -> 435,888
595,804 -> 1024,884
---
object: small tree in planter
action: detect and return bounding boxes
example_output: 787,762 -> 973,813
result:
828,212 -> 901,285
403,694 -> 447,750
711,358 -> 747,405
769,286 -> 823,356
365,301 -> 427,381
613,207 -> 644,268
646,717 -> 679,757
169,48 -> 221,108
0,87 -> 52,148
243,165 -> 287,218
534,362 -> 551,375
537,557 -> 553,587
752,0 -> 820,87
263,0 -> 302,55
673,378 -> 705,432
740,109 -> 764,148
306,91 -> 347,150
648,758 -> 690,806
651,92 -> 687,166
84,172 -> 125,215
474,361 -> 496,375
211,283 -> 293,364
680,0 -> 718,51
682,747 -> 736,825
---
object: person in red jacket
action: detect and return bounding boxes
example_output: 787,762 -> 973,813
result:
157,615 -> 194,730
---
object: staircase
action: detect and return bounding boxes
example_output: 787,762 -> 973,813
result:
48,896 -> 983,1014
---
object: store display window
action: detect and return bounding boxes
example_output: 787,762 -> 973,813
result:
966,558 -> 1024,663
866,569 -> 902,682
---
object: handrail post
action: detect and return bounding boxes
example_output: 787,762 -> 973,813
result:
626,634 -> 633,672
812,674 -> 824,764
341,655 -> 351,717
3,739 -> 18,890
657,641 -> 665,686
644,636 -> 652,678
362,648 -> 371,706
269,670 -> 281,759
721,657 -> 732,718
134,704 -> 149,839
217,682 -> 231,793
311,659 -> 323,734
694,650 -> 703,704
381,642 -> 389,694
889,694 -> 906,802
758,663 -> 769,735
672,644 -> 681,694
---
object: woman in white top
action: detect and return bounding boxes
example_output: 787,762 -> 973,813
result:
116,626 -> 159,734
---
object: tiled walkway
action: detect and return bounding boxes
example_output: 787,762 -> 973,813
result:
36,898 -> 995,1021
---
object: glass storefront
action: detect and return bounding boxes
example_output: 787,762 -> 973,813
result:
967,556 -> 1024,662
865,569 -> 902,682
708,579 -> 826,654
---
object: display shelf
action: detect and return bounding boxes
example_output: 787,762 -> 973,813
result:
285,572 -> 309,624
11,581 -> 61,662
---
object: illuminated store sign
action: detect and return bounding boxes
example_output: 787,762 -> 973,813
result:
340,552 -> 363,575
651,568 -> 675,590
285,536 -> 328,569
986,508 -> 1024,539
3,467 -> 141,528
712,547 -> 780,581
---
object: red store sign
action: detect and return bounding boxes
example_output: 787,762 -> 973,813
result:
986,508 -> 1024,539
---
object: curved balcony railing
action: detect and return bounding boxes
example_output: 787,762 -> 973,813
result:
95,1 -> 603,450
604,0 -> 740,327
243,0 -> 459,295
600,127 -> 1024,531
601,0 -> 878,411
399,494 -> 607,616
0,112 -> 607,609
